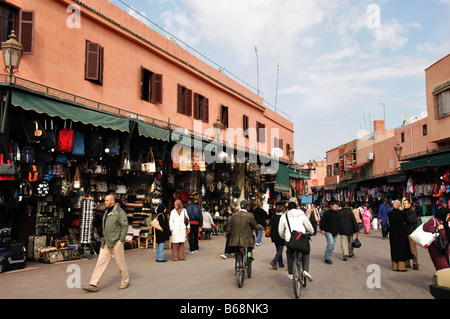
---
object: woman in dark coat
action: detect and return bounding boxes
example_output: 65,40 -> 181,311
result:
387,200 -> 412,271
154,204 -> 171,262
423,201 -> 450,271
268,202 -> 285,269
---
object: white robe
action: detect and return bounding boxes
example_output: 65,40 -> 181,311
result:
169,208 -> 190,243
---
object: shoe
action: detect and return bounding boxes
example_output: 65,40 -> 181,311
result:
82,285 -> 98,292
413,264 -> 419,270
156,259 -> 167,262
286,273 -> 293,280
279,264 -> 285,268
349,254 -> 354,258
119,283 -> 129,289
220,254 -> 227,259
303,271 -> 313,282
270,261 -> 277,270
190,251 -> 196,254
255,243 -> 261,246
324,259 -> 333,265
194,250 -> 199,253
247,253 -> 254,261
343,255 -> 348,261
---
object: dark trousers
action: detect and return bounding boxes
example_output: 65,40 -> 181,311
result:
381,225 -> 389,238
311,221 -> 318,235
188,223 -> 200,252
272,243 -> 285,266
286,246 -> 310,275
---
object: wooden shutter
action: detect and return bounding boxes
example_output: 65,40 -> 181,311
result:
221,105 -> 228,128
257,122 -> 265,143
202,98 -> 209,123
279,139 -> 283,150
152,73 -> 163,104
185,89 -> 192,116
193,93 -> 199,120
20,10 -> 34,54
85,40 -> 100,81
141,67 -> 146,101
243,115 -> 249,137
177,84 -> 183,114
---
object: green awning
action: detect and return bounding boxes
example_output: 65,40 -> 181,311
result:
11,90 -> 130,132
400,151 -> 450,170
137,121 -> 170,142
289,167 -> 310,180
274,163 -> 290,193
429,152 -> 450,167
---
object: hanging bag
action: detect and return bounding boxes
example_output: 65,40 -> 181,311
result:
56,120 -> 74,153
285,214 -> 311,254
434,221 -> 449,254
0,136 -> 15,180
43,119 -> 57,150
142,147 -> 156,173
71,131 -> 85,156
151,213 -> 163,231
73,167 -> 81,189
352,235 -> 362,248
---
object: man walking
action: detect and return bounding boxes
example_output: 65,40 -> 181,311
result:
320,201 -> 340,264
186,193 -> 202,253
253,202 -> 267,246
378,198 -> 391,239
227,200 -> 263,267
338,202 -> 359,260
82,194 -> 129,292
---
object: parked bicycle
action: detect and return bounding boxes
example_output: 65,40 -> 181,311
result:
235,246 -> 252,288
292,250 -> 307,298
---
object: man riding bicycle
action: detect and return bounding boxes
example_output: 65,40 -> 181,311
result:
227,200 -> 263,268
278,201 -> 314,281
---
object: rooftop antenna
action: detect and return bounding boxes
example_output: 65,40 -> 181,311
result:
255,46 -> 260,96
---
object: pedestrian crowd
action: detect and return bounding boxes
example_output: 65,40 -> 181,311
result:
82,193 -> 450,293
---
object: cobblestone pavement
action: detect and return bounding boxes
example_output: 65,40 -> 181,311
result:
0,228 -> 436,300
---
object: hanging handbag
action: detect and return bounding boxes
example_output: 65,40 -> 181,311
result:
285,215 -> 310,254
115,184 -> 127,194
142,147 -> 156,173
73,167 -> 81,189
56,120 -> 74,153
265,226 -> 271,238
435,224 -> 449,254
43,119 -> 57,150
131,152 -> 143,172
184,209 -> 189,227
151,213 -> 163,231
71,131 -> 85,156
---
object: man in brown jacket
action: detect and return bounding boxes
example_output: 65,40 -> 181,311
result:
227,200 -> 263,263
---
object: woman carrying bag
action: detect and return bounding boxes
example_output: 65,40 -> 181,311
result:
153,204 -> 171,262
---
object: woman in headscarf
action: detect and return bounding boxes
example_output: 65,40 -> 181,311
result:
361,205 -> 372,234
422,200 -> 450,270
169,200 -> 190,261
387,200 -> 412,271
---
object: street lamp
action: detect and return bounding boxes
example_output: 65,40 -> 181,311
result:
213,117 -> 223,139
1,30 -> 23,75
394,143 -> 403,159
1,30 -> 24,134
288,149 -> 295,163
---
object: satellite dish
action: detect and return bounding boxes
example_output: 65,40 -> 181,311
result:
420,111 -> 428,119
357,130 -> 370,139
403,111 -> 419,125
270,147 -> 284,158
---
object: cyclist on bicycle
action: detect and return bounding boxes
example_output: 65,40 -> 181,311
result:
278,201 -> 314,281
227,200 -> 263,267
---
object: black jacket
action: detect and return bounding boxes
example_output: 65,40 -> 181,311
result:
320,209 -> 339,236
253,207 -> 267,225
268,213 -> 284,246
404,207 -> 418,235
338,207 -> 359,235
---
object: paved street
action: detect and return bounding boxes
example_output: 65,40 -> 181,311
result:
0,227 -> 436,301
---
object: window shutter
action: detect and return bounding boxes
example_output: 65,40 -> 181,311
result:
185,89 -> 192,116
85,40 -> 100,81
141,67 -> 146,100
243,115 -> 249,137
177,84 -> 183,114
221,105 -> 228,128
98,45 -> 104,85
202,98 -> 209,123
20,10 -> 34,55
152,73 -> 163,104
193,93 -> 199,120
279,139 -> 283,150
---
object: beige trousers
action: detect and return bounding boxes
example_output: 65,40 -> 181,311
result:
172,242 -> 185,261
89,240 -> 129,287
340,234 -> 354,257
406,235 -> 419,267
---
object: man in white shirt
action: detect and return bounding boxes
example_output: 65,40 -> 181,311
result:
278,202 -> 314,281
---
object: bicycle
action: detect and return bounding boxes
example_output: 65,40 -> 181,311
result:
292,251 -> 307,298
235,246 -> 252,288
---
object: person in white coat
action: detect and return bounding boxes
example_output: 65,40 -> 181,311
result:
278,201 -> 314,281
169,200 -> 190,261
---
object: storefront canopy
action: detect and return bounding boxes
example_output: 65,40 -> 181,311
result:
137,121 -> 170,142
400,150 -> 450,170
11,90 -> 130,132
274,162 -> 290,193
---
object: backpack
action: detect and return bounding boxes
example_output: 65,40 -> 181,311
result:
71,131 -> 85,156
26,165 -> 39,183
42,119 -> 57,150
444,169 -> 450,184
105,135 -> 120,157
21,147 -> 36,164
86,132 -> 103,160
0,137 -> 15,181
18,179 -> 33,197
431,183 -> 442,198
56,128 -> 74,153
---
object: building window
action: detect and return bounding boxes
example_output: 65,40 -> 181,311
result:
85,40 -> 104,85
177,84 -> 192,116
423,124 -> 427,136
221,105 -> 229,129
435,89 -> 450,119
256,121 -> 266,143
401,132 -> 405,143
333,163 -> 339,176
140,67 -> 163,104
326,165 -> 332,177
19,10 -> 34,54
193,93 -> 209,123
274,137 -> 283,150
0,3 -> 18,44
243,115 -> 249,138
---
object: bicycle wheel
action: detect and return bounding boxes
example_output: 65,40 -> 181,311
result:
236,254 -> 245,288
247,260 -> 252,278
292,258 -> 302,299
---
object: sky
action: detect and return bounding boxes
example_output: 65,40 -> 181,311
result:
111,0 -> 450,163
